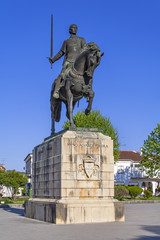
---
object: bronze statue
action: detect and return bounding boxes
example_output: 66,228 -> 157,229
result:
48,19 -> 103,134
49,24 -> 86,99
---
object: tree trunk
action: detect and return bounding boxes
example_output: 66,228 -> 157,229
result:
12,194 -> 17,200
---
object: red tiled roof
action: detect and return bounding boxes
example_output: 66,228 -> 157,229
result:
0,165 -> 6,170
119,151 -> 143,162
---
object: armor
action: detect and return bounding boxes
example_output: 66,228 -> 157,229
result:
50,26 -> 86,98
51,35 -> 86,65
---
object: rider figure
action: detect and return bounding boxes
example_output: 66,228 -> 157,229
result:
49,24 -> 86,98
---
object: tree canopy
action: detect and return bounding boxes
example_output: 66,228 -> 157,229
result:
63,110 -> 120,160
0,170 -> 28,199
140,123 -> 160,178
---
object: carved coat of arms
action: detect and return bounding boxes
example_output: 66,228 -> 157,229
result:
77,155 -> 100,180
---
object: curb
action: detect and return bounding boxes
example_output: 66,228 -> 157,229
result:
0,204 -> 24,208
1,201 -> 160,208
124,200 -> 160,204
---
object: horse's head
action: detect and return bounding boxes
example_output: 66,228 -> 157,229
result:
73,42 -> 103,78
85,42 -> 104,78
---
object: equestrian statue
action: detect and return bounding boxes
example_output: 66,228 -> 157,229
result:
48,17 -> 104,135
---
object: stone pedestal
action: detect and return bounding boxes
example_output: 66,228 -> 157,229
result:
25,128 -> 124,224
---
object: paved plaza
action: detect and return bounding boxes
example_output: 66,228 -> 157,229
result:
0,203 -> 160,240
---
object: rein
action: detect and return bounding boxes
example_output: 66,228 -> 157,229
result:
68,67 -> 84,82
72,66 -> 84,76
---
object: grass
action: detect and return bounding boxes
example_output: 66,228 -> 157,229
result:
0,197 -> 30,204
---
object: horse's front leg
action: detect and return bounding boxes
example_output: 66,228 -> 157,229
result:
50,109 -> 55,136
50,92 -> 55,135
85,90 -> 95,115
51,118 -> 55,135
66,80 -> 75,127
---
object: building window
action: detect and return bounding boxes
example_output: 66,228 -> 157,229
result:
117,166 -> 125,174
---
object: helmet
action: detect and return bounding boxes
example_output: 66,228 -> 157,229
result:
69,24 -> 77,34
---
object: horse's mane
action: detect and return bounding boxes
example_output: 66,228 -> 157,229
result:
82,42 -> 100,52
75,42 -> 100,64
71,42 -> 100,77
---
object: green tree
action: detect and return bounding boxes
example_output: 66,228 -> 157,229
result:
0,170 -> 5,184
0,170 -> 28,200
0,170 -> 7,198
140,123 -> 160,178
62,110 -> 120,160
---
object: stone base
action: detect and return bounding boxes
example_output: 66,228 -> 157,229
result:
26,129 -> 125,224
25,198 -> 124,224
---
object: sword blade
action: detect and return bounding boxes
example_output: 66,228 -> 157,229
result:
51,14 -> 53,59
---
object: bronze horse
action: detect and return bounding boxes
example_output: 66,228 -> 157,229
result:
50,42 -> 103,134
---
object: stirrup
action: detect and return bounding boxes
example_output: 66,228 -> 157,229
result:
53,92 -> 59,99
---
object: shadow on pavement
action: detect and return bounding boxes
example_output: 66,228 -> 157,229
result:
132,225 -> 160,240
142,226 -> 160,235
4,207 -> 24,216
133,237 -> 160,240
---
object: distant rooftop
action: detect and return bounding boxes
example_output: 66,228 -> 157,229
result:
119,151 -> 143,162
0,164 -> 6,170
24,153 -> 32,162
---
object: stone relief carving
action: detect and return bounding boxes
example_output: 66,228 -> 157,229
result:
77,155 -> 100,180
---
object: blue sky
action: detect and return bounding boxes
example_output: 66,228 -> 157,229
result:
0,0 -> 160,171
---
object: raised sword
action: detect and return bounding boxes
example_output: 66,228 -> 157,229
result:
50,14 -> 53,69
47,14 -> 53,69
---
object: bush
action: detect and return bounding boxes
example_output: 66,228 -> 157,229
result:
128,186 -> 143,199
2,197 -> 12,204
144,189 -> 152,199
123,185 -> 130,191
157,187 -> 160,192
114,185 -> 129,200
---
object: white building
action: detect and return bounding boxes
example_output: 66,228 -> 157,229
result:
24,153 -> 33,196
114,151 -> 160,195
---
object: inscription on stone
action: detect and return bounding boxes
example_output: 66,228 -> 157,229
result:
67,139 -> 108,149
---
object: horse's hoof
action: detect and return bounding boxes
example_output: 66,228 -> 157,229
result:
70,124 -> 76,130
51,130 -> 55,136
85,109 -> 90,115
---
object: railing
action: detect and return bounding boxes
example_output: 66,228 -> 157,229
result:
131,171 -> 146,178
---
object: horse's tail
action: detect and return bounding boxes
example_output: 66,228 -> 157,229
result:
54,100 -> 62,122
